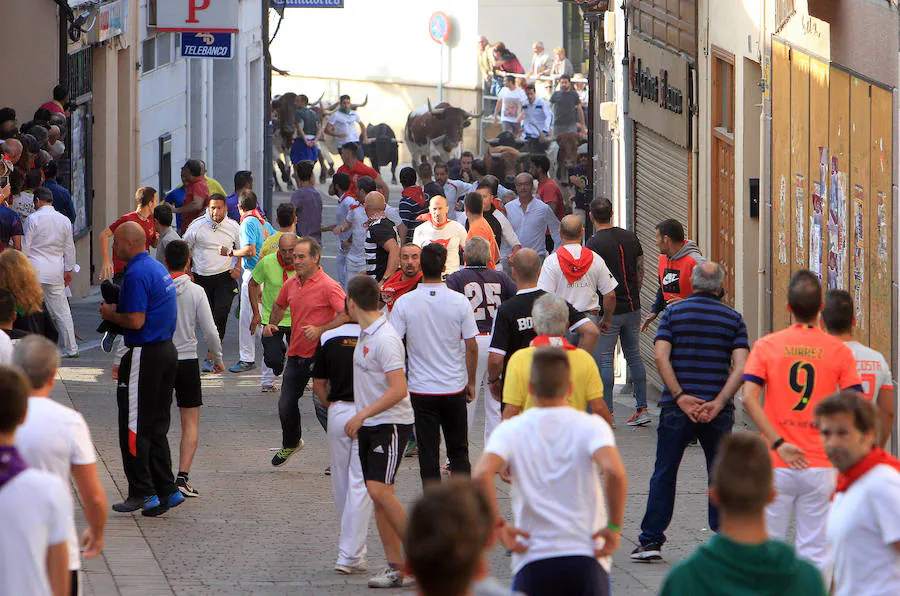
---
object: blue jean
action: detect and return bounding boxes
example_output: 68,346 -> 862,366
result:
638,403 -> 734,546
592,310 -> 647,412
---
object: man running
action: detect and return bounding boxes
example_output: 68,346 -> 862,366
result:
474,347 -> 626,596
381,244 -> 423,312
361,192 -> 400,284
641,219 -> 705,331
412,195 -> 468,277
344,275 -> 416,589
461,193 -> 501,269
742,269 -> 862,573
329,173 -> 355,287
164,240 -> 224,497
447,237 -> 516,443
335,142 -> 388,199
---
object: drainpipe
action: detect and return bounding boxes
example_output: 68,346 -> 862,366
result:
758,0 -> 771,339
621,1 -> 633,229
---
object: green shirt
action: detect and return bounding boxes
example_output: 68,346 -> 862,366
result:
661,534 -> 826,596
251,253 -> 294,326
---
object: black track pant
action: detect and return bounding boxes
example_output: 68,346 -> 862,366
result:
410,392 -> 471,484
194,271 -> 237,341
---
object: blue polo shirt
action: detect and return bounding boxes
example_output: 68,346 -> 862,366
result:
654,292 -> 749,404
239,217 -> 275,270
118,252 -> 177,347
165,186 -> 186,231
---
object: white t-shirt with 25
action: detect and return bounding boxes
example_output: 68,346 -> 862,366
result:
485,406 -> 615,574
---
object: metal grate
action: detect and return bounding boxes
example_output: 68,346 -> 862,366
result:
66,47 -> 93,101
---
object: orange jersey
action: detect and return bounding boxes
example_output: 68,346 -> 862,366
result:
466,217 -> 500,269
744,324 -> 862,468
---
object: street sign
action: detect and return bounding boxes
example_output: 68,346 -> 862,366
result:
157,0 -> 239,33
428,11 -> 450,44
180,32 -> 233,59
269,0 -> 344,6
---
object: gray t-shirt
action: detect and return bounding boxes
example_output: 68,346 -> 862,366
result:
155,226 -> 181,265
295,107 -> 319,137
549,89 -> 581,128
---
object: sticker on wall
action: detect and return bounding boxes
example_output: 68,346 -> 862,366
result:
809,148 -> 828,280
876,190 -> 889,276
827,157 -> 848,290
777,175 -> 788,266
794,174 -> 805,267
852,185 -> 865,329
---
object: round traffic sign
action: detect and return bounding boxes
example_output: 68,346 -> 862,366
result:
429,11 -> 450,44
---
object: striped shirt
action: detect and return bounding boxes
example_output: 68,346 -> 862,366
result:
655,292 -> 749,404
365,218 -> 398,281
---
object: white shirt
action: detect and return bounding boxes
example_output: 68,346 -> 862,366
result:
0,468 -> 72,596
346,205 -> 402,264
443,180 -> 478,212
336,194 -> 357,243
828,464 -> 900,596
530,52 -> 552,78
182,212 -> 241,276
392,283 -> 479,394
498,87 -> 527,123
353,315 -> 415,426
0,331 -> 12,364
412,219 -> 469,275
538,245 -> 618,312
493,209 -> 521,260
485,407 -> 615,573
846,341 -> 893,402
23,205 -> 75,285
522,98 -> 552,137
504,198 -> 561,257
16,397 -> 96,571
327,110 -> 363,144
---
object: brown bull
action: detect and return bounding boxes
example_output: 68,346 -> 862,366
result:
405,100 -> 482,165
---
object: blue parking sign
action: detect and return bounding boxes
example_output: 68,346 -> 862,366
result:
180,32 -> 233,60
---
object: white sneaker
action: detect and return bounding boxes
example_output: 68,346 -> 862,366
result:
368,567 -> 415,588
627,409 -> 653,427
334,561 -> 368,575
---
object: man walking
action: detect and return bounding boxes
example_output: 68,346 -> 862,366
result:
41,161 -> 75,224
585,198 -> 649,426
660,434 -> 826,596
475,347 -> 626,596
381,243 -> 422,312
411,195 -> 468,276
290,160 -> 323,243
267,237 -> 347,467
822,289 -> 894,445
22,187 -> 78,358
631,263 -> 749,562
14,335 -> 108,593
329,173 -> 355,287
153,203 -> 180,265
532,155 -> 565,221
250,234 -> 298,394
549,74 -> 585,136
392,243 -> 479,484
344,275 -> 416,588
173,160 -> 210,234
818,391 -> 900,596
505,173 -> 560,257
641,219 -> 705,331
493,75 -> 527,136
99,222 -> 182,517
361,192 -> 400,284
311,309 -> 372,576
461,193 -> 501,269
164,240 -> 224,497
182,195 -> 241,373
447,237 -> 517,443
742,270 -> 862,573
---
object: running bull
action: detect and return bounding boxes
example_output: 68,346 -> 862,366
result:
405,100 -> 482,165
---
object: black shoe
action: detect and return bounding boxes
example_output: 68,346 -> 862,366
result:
112,496 -> 145,513
630,542 -> 663,562
101,331 -> 115,353
141,492 -> 185,517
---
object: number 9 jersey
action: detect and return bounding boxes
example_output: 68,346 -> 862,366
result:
743,323 -> 862,468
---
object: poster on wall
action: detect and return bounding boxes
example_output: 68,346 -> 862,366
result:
70,106 -> 88,236
852,185 -> 865,329
809,147 -> 827,279
777,175 -> 788,265
826,156 -> 847,289
794,173 -> 805,267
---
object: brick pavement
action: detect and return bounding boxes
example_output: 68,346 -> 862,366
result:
53,187 -> 730,595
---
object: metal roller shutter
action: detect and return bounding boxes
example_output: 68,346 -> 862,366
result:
633,124 -> 691,391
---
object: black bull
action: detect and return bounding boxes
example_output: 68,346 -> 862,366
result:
364,123 -> 400,184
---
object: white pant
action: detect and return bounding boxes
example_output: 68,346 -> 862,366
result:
327,401 -> 373,566
345,255 -> 366,282
42,283 -> 77,356
766,467 -> 837,573
465,334 -> 501,445
261,364 -> 277,387
238,269 -> 259,363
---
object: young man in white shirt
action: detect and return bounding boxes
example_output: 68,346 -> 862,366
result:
474,347 -> 626,595
822,289 -> 894,446
164,240 -> 225,497
412,195 -> 469,276
392,243 -> 479,484
344,275 -> 416,589
818,391 -> 900,596
22,187 -> 78,357
325,95 -> 368,158
13,336 -> 107,595
505,173 -> 561,257
0,365 -> 72,596
493,75 -> 527,136
521,84 -> 552,141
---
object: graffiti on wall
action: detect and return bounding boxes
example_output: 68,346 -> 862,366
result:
827,157 -> 847,289
777,175 -> 788,265
876,190 -> 889,269
852,184 -> 865,329
809,148 -> 827,280
794,174 -> 806,267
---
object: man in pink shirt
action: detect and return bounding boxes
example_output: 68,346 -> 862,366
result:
267,236 -> 349,467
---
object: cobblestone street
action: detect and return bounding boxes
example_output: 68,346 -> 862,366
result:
56,190 -> 724,595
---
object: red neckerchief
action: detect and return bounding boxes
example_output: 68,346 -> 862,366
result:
277,252 -> 295,282
556,245 -> 594,283
491,199 -> 506,215
529,335 -> 576,350
381,270 -> 423,311
834,447 -> 900,497
416,213 -> 450,229
240,209 -> 266,226
402,186 -> 427,208
171,272 -> 187,280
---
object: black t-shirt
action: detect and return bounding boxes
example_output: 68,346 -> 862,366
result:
585,227 -> 644,314
424,182 -> 444,201
312,323 -> 360,403
365,218 -> 398,281
489,289 -> 587,375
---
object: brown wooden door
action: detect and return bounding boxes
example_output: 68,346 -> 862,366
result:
711,136 -> 736,306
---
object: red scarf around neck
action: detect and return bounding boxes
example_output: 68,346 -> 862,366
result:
556,245 -> 594,283
171,272 -> 187,280
381,270 -> 423,311
834,447 -> 900,496
240,209 -> 266,226
530,335 -> 576,350
402,186 -> 427,208
277,252 -> 295,282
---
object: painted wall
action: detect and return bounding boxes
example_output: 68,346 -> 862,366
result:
0,2 -> 59,120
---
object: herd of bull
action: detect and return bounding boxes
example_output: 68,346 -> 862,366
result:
271,92 -> 586,192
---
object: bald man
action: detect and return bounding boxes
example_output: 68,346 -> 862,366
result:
99,221 -> 182,517
362,191 -> 400,284
2,138 -> 22,164
412,195 -> 468,276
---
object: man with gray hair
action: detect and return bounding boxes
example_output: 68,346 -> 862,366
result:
447,236 -> 517,442
502,293 -> 612,425
631,262 -> 750,562
505,173 -> 560,257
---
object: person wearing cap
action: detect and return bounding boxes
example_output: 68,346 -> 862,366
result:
173,160 -> 210,234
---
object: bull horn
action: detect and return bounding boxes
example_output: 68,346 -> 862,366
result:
312,92 -> 324,106
351,95 -> 368,110
465,109 -> 484,119
326,100 -> 340,112
430,134 -> 447,145
428,99 -> 447,116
